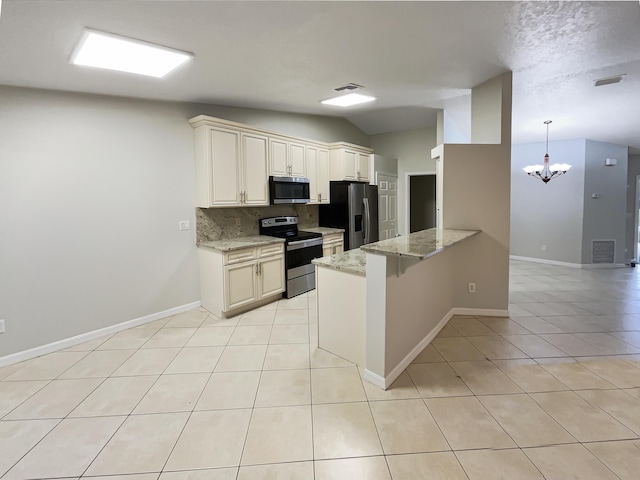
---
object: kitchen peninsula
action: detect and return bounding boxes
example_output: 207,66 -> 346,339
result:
314,228 -> 484,389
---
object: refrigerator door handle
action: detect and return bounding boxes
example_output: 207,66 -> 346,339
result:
363,197 -> 370,244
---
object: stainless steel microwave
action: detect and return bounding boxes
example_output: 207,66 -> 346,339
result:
269,176 -> 310,204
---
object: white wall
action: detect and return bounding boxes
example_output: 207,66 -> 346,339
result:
510,138 -> 630,265
370,128 -> 437,234
0,85 -> 369,357
582,140 -> 628,264
625,154 -> 640,260
510,140 -> 586,264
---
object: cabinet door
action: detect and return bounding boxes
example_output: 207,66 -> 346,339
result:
269,138 -> 288,176
306,147 -> 319,204
334,242 -> 344,254
343,150 -> 357,180
225,262 -> 257,310
317,148 -> 330,203
322,245 -> 333,258
210,127 -> 241,206
242,133 -> 269,205
258,255 -> 285,298
289,142 -> 306,177
357,153 -> 370,182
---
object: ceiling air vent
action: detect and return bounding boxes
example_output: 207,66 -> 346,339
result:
334,83 -> 364,92
594,74 -> 626,87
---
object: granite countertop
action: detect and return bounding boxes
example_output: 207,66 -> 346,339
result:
302,226 -> 345,236
313,248 -> 366,276
198,235 -> 285,252
361,228 -> 480,259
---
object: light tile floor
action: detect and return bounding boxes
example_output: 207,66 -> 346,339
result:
1,260 -> 640,479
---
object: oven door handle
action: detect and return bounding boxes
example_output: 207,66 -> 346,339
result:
287,238 -> 323,250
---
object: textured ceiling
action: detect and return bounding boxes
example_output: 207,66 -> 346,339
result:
1,1 -> 639,151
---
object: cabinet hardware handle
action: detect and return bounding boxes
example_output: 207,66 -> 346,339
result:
257,262 -> 261,275
255,264 -> 259,275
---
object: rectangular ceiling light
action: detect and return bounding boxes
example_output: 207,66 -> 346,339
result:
321,93 -> 376,107
71,29 -> 193,78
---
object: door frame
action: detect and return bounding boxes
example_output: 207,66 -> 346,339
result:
405,170 -> 436,235
635,175 -> 640,262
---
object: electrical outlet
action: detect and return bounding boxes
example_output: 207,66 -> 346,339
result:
468,283 -> 476,293
179,220 -> 190,231
236,218 -> 241,227
541,244 -> 547,251
0,319 -> 5,334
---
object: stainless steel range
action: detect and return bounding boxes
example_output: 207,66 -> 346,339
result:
259,216 -> 323,298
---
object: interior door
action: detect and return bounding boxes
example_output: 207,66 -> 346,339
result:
377,173 -> 398,239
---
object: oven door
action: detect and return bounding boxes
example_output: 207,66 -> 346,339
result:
270,176 -> 310,204
286,237 -> 323,278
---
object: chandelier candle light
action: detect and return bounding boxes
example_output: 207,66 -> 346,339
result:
523,120 -> 572,183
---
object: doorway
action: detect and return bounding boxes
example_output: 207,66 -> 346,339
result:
406,172 -> 437,234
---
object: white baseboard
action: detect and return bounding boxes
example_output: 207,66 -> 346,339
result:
362,369 -> 386,389
363,306 -> 510,390
366,310 -> 455,390
0,301 -> 202,368
451,308 -> 510,318
510,255 -> 626,270
582,263 -> 626,270
510,255 -> 582,268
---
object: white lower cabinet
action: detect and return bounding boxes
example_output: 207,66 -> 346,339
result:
199,243 -> 285,317
322,233 -> 344,257
224,262 -> 258,311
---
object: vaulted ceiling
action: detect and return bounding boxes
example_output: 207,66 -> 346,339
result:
1,1 -> 639,151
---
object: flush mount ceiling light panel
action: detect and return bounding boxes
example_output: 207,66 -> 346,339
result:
321,93 -> 377,107
594,74 -> 626,87
71,29 -> 193,78
321,83 -> 376,107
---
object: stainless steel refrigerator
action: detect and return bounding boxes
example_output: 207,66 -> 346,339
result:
319,181 -> 379,250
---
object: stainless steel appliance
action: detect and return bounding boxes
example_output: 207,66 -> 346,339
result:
269,176 -> 311,204
319,181 -> 379,250
259,216 -> 323,298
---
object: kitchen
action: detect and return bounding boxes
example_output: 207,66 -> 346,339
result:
2,3 -> 639,480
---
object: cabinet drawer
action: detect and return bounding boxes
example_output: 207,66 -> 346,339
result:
258,243 -> 284,258
224,248 -> 256,265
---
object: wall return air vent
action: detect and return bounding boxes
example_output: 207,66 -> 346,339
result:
592,240 -> 615,264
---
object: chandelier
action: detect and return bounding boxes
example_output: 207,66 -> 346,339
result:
523,120 -> 571,183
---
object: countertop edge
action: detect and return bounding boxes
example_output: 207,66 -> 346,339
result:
360,228 -> 481,259
197,236 -> 286,252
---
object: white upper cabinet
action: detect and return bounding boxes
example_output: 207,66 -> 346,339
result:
269,137 -> 307,178
189,116 -> 372,207
269,138 -> 288,177
194,126 -> 242,207
241,133 -> 269,205
289,142 -> 306,177
306,145 -> 330,204
357,153 -> 371,182
328,143 -> 373,182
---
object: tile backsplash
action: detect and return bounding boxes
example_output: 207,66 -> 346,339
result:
196,205 -> 319,243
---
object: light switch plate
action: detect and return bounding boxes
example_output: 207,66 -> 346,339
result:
179,220 -> 190,231
0,319 -> 5,334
